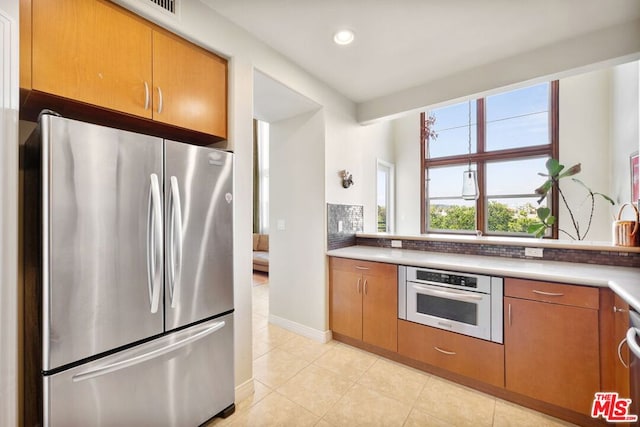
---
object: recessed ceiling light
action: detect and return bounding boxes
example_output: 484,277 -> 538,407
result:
333,29 -> 355,45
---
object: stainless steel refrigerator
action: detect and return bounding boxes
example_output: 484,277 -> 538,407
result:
24,113 -> 235,426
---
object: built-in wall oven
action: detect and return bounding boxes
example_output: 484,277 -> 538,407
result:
398,266 -> 503,343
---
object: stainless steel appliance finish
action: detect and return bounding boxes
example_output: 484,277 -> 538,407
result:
25,114 -> 235,426
164,140 -> 234,331
398,266 -> 503,343
628,309 -> 640,416
43,117 -> 165,371
45,314 -> 234,426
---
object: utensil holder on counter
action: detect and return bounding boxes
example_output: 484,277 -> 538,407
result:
612,203 -> 639,247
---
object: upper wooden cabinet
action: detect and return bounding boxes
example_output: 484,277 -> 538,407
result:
30,0 -> 153,119
22,0 -> 227,139
152,31 -> 227,137
329,258 -> 398,352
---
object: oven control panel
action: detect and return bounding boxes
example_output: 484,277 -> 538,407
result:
415,270 -> 477,289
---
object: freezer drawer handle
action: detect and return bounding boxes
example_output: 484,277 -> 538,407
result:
626,327 -> 640,359
168,176 -> 183,308
72,320 -> 226,383
147,173 -> 163,314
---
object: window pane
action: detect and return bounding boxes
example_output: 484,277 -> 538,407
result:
486,113 -> 549,151
486,157 -> 548,196
429,199 -> 476,231
486,83 -> 549,122
486,197 -> 548,235
377,169 -> 388,232
428,164 -> 475,198
485,83 -> 550,151
427,125 -> 477,158
430,101 -> 477,131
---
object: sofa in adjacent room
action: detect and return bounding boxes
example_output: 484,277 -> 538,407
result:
252,233 -> 269,273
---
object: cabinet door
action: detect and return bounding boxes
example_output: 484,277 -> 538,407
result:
505,297 -> 600,414
152,30 -> 227,138
329,266 -> 362,341
32,0 -> 153,118
362,264 -> 398,352
614,295 -> 630,398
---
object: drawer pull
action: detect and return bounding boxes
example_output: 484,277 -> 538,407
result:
614,306 -> 627,314
532,290 -> 564,297
434,346 -> 456,356
355,266 -> 370,271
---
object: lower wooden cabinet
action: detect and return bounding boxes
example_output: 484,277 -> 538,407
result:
613,294 -> 631,398
329,258 -> 398,352
504,279 -> 601,414
398,319 -> 504,388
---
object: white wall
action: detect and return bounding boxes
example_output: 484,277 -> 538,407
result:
323,111 -> 394,232
559,68 -> 613,242
0,1 -> 19,426
269,110 -> 328,334
393,65 -> 636,242
393,112 -> 421,235
610,61 -> 640,213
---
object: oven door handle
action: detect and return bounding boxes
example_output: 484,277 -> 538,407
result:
626,327 -> 640,359
411,284 -> 483,301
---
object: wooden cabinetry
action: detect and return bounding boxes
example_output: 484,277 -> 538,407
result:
30,0 -> 153,118
504,278 -> 601,414
22,0 -> 227,139
152,31 -> 227,137
329,258 -> 398,352
613,294 -> 630,398
398,319 -> 504,387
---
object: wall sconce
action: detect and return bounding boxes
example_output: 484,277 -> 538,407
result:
340,170 -> 354,188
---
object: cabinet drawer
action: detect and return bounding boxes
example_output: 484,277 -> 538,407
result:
398,320 -> 504,388
505,278 -> 599,309
329,257 -> 396,276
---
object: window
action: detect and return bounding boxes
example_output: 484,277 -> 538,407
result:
254,120 -> 269,233
377,159 -> 395,232
421,82 -> 559,237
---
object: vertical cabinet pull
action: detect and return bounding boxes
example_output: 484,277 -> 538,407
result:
143,81 -> 150,110
618,337 -> 629,369
356,278 -> 361,294
157,86 -> 164,114
508,303 -> 512,326
364,279 -> 368,295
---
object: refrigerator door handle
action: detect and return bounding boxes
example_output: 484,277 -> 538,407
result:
72,320 -> 226,383
147,173 -> 163,314
169,176 -> 183,308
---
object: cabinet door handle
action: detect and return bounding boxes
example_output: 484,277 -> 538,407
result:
618,337 -> 629,369
363,279 -> 368,295
614,306 -> 627,314
508,303 -> 512,326
355,266 -> 369,271
157,86 -> 164,114
144,81 -> 150,110
357,278 -> 361,294
434,346 -> 456,356
532,290 -> 564,297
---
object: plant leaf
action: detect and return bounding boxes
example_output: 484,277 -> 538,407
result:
537,207 -> 550,221
594,192 -> 615,205
545,158 -> 564,177
558,163 -> 581,178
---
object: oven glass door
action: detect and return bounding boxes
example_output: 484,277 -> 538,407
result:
406,282 -> 491,341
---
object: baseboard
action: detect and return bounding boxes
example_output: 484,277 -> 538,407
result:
235,378 -> 254,403
268,314 -> 332,343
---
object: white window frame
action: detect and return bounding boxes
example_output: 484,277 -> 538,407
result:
376,159 -> 395,233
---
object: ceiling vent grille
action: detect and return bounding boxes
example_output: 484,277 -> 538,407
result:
147,0 -> 176,14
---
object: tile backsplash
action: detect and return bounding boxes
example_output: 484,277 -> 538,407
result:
327,204 -> 363,250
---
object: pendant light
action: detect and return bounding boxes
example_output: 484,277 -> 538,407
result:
461,100 -> 479,200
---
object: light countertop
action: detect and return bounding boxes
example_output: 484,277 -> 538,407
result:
327,245 -> 640,311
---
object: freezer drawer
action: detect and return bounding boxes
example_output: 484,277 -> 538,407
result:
44,314 -> 234,427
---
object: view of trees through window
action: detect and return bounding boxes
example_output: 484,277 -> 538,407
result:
422,82 -> 558,236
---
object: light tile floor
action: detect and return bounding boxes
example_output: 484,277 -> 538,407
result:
208,273 -> 577,427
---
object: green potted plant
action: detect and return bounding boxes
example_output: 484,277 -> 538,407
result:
528,159 -> 614,240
